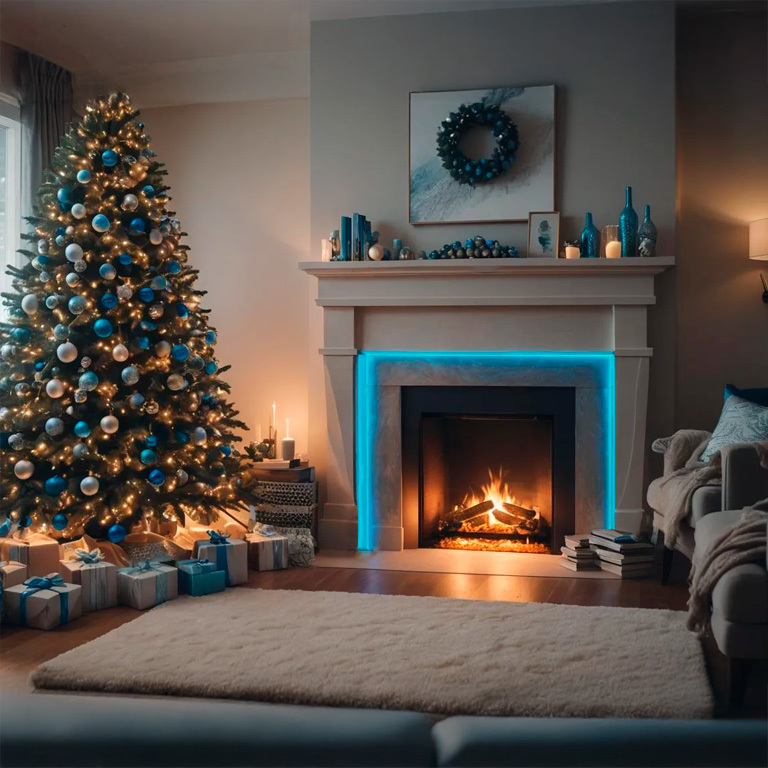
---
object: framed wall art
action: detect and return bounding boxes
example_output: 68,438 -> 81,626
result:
527,211 -> 560,258
409,85 -> 555,225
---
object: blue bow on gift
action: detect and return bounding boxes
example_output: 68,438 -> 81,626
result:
74,548 -> 104,565
203,531 -> 232,586
182,558 -> 215,575
122,560 -> 163,575
119,561 -> 169,605
20,573 -> 69,625
206,530 -> 229,545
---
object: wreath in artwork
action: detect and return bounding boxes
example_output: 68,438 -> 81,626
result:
435,102 -> 520,186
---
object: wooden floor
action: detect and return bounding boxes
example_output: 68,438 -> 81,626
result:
2,562 -> 765,716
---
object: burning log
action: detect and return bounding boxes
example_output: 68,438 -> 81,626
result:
448,499 -> 494,523
501,502 -> 537,520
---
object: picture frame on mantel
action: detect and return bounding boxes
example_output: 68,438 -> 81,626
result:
409,84 -> 555,225
527,211 -> 560,258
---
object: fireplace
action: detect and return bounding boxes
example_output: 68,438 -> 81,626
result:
402,385 -> 575,554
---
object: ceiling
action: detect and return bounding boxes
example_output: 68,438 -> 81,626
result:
0,0 -> 718,108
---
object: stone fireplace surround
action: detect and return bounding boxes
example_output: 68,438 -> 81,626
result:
300,258 -> 674,552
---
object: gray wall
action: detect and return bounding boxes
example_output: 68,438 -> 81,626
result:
310,1 -> 677,483
676,3 -> 768,429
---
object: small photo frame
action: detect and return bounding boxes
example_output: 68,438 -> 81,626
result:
527,211 -> 560,258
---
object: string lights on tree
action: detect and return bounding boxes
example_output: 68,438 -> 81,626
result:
0,92 -> 257,543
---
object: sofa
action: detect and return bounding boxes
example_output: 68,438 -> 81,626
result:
1,693 -> 766,768
693,509 -> 768,705
647,439 -> 768,582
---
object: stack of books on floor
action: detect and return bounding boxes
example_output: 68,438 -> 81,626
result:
589,529 -> 655,578
559,533 -> 599,571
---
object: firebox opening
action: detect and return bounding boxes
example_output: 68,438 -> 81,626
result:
420,415 -> 553,553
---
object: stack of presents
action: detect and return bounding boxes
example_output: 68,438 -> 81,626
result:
0,473 -> 318,631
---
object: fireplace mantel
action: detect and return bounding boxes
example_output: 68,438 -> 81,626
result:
300,258 -> 674,551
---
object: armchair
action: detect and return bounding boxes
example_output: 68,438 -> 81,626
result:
647,436 -> 768,583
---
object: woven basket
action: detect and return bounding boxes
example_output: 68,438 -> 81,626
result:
121,532 -> 170,565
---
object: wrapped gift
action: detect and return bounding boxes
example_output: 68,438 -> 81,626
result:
0,560 -> 27,589
60,534 -> 129,568
177,558 -> 226,596
249,504 -> 315,531
271,526 -> 316,567
4,573 -> 82,630
0,533 -> 61,577
246,526 -> 289,571
193,531 -> 248,586
59,549 -> 117,612
116,561 -> 178,610
255,480 -> 317,506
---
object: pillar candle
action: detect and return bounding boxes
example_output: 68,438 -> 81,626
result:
280,418 -> 295,460
605,241 -> 622,259
321,239 -> 333,262
565,245 -> 580,259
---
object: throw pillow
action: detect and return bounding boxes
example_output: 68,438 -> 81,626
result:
701,393 -> 768,463
724,383 -> 768,408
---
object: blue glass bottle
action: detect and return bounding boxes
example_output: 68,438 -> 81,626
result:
619,186 -> 638,257
637,205 -> 657,257
580,212 -> 600,258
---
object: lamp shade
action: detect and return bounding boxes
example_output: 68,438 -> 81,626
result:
749,218 -> 768,260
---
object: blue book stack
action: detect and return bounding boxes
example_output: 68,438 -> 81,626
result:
339,216 -> 351,261
351,213 -> 362,261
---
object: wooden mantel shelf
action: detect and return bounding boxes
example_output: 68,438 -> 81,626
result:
299,256 -> 675,278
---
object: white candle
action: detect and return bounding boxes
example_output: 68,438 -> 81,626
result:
605,241 -> 621,259
270,402 -> 276,431
565,245 -> 580,259
321,238 -> 333,262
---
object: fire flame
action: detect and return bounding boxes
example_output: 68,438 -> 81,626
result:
457,468 -> 539,523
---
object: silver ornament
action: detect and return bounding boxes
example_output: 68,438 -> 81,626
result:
15,383 -> 30,397
121,194 -> 139,211
37,239 -> 49,255
73,443 -> 88,459
40,272 -> 52,282
167,374 -> 184,391
117,285 -> 133,300
176,469 -> 189,486
8,433 -> 25,450
80,356 -> 92,368
74,389 -> 88,403
148,304 -> 164,319
144,400 -> 159,414
74,259 -> 88,273
66,272 -> 80,287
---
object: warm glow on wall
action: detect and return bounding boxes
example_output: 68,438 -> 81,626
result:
749,218 -> 768,261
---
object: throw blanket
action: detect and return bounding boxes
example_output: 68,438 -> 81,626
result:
650,431 -> 768,547
687,498 -> 768,636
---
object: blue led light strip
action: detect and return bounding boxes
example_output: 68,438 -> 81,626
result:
355,351 -> 616,551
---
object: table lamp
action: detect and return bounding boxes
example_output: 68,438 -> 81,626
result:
749,218 -> 768,303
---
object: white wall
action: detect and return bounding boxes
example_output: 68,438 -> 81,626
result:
142,99 -> 311,456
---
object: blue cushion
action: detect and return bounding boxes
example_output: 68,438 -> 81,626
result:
724,383 -> 768,408
701,393 -> 768,463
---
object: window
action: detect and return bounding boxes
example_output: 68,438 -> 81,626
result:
0,102 -> 22,306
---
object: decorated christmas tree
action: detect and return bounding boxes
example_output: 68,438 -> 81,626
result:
0,93 -> 256,544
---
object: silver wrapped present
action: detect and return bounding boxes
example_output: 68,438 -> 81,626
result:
59,549 -> 117,612
116,561 -> 178,610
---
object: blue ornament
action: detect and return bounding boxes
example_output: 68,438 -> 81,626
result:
150,276 -> 167,291
45,417 -> 65,436
121,366 -> 139,385
56,227 -> 66,236
76,169 -> 91,184
12,328 -> 31,344
107,524 -> 127,543
202,395 -> 213,405
35,361 -> 45,371
20,515 -> 32,529
147,469 -> 165,486
36,255 -> 50,266
138,287 -> 154,302
52,513 -> 68,531
119,252 -> 133,265
53,324 -> 69,340
74,421 -> 91,437
136,336 -> 150,350
204,361 -> 217,375
68,296 -> 86,315
57,188 -> 71,203
92,214 -> 110,233
168,260 -> 181,274
100,263 -> 117,280
79,371 -> 99,391
101,149 -> 119,167
145,435 -> 158,447
174,430 -> 189,444
44,476 -> 67,496
129,218 -> 146,234
140,449 -> 157,465
129,393 -> 145,408
55,234 -> 66,245
0,518 -> 11,537
171,344 -> 190,362
101,293 -> 118,309
93,318 -> 113,338
204,330 -> 216,344
219,445 -> 232,457
142,185 -> 155,197
176,303 -> 189,318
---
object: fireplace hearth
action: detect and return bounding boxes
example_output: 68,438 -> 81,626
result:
402,385 -> 575,555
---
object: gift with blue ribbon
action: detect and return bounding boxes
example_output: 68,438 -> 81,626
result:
116,560 -> 178,610
193,530 -> 248,586
177,558 -> 226,597
0,532 -> 61,577
59,548 -> 117,613
4,572 -> 83,630
245,526 -> 289,572
0,559 -> 27,589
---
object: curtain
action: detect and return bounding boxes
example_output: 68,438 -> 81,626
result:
18,51 -> 74,217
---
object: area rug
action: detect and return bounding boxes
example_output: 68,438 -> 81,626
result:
32,589 -> 713,719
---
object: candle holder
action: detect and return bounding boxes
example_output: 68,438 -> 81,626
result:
602,225 -> 621,259
564,240 -> 581,260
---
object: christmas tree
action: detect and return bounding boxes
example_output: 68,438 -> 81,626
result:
0,93 -> 256,544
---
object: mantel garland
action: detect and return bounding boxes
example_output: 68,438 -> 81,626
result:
436,102 -> 520,186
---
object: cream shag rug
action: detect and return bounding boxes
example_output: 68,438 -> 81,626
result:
32,589 -> 712,719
